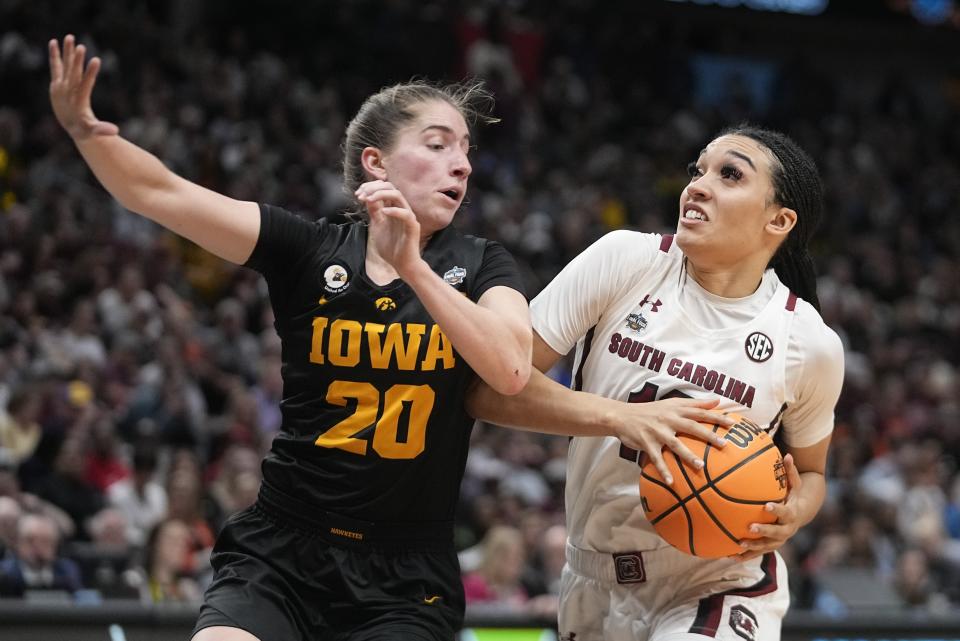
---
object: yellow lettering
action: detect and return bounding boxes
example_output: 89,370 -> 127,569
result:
366,323 -> 426,371
316,381 -> 379,455
329,319 -> 362,367
372,384 -> 435,459
421,325 -> 456,371
309,317 -> 329,364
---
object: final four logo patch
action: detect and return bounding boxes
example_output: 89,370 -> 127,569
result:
323,263 -> 351,294
443,266 -> 466,286
625,312 -> 647,332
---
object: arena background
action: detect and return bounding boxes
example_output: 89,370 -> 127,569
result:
2,0 -> 960,639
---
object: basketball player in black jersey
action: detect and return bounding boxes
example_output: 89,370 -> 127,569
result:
49,36 -> 532,641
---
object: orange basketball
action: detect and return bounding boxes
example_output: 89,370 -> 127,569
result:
639,412 -> 787,558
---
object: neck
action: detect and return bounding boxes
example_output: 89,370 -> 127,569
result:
686,259 -> 766,299
364,233 -> 432,286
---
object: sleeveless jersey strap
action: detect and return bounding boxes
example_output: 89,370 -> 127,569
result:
785,291 -> 798,311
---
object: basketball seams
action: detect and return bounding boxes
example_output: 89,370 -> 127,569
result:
701,442 -> 783,504
675,452 -> 741,548
642,470 -> 689,526
642,469 -> 696,554
642,443 -> 776,527
640,414 -> 785,557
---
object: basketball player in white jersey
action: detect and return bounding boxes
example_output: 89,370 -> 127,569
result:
468,126 -> 844,640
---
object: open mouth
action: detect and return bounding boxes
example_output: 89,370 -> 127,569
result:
682,205 -> 708,222
440,189 -> 460,202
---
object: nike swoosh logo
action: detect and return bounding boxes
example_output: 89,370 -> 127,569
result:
423,596 -> 442,604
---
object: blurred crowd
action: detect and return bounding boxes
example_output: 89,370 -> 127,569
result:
1,0 -> 960,618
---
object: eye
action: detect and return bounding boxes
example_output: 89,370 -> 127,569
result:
720,165 -> 744,180
686,162 -> 701,178
428,143 -> 446,151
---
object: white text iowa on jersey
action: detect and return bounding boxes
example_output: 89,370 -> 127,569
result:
309,316 -> 456,371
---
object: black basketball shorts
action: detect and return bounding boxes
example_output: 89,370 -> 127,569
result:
193,485 -> 465,641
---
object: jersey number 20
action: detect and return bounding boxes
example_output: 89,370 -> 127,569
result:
314,381 -> 435,459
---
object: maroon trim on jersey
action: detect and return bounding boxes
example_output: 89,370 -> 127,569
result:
688,553 -> 778,636
785,292 -> 798,311
659,234 -> 674,253
573,326 -> 597,392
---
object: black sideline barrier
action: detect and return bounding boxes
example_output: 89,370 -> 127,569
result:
0,602 -> 959,641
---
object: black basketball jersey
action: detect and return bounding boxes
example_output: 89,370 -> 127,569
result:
244,204 -> 525,523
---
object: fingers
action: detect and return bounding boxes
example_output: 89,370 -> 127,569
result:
48,39 -> 63,82
674,418 -> 728,448
364,197 -> 385,223
62,34 -> 75,77
748,522 -> 790,540
356,183 -> 411,211
79,55 -> 101,101
659,398 -> 737,427
661,397 -> 722,410
49,34 -> 92,91
663,434 -> 703,470
783,453 -> 803,490
70,43 -> 87,86
646,447 -> 674,486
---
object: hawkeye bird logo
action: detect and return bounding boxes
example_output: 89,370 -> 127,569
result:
375,297 -> 397,311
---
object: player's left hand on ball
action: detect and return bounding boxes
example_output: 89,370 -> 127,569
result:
733,453 -> 803,561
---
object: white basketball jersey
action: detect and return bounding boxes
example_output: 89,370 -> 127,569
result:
532,231 -> 844,554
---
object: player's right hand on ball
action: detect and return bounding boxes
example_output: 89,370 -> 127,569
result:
48,35 -> 118,141
613,397 -> 733,485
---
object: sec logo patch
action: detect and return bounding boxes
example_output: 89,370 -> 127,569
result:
744,332 -> 773,363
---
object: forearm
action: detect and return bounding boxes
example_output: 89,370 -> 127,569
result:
793,471 -> 826,527
467,367 -> 619,437
74,135 -> 259,263
75,134 -> 178,217
403,261 -> 530,395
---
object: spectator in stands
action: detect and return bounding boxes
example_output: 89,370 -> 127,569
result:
33,434 -> 104,538
206,444 -> 261,531
462,525 -> 530,612
0,513 -> 83,597
107,444 -> 167,547
84,415 -> 130,492
72,507 -> 140,599
140,518 -> 202,603
0,385 -> 42,466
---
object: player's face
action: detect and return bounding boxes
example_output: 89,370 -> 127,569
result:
676,135 -> 783,267
380,100 -> 472,235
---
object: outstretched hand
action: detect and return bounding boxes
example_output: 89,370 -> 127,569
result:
355,180 -> 424,278
735,453 -> 804,561
49,35 -> 118,141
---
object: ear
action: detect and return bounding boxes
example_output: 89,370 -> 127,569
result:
766,206 -> 797,241
360,147 -> 388,181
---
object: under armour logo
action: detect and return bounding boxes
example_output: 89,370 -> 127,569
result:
639,294 -> 662,313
